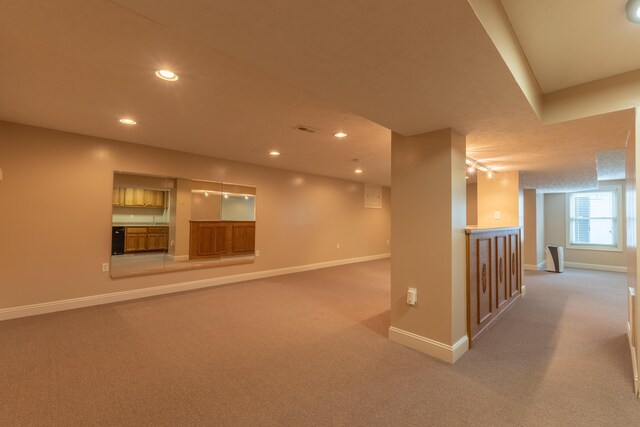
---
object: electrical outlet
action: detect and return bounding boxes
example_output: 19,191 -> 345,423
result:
494,211 -> 501,220
255,249 -> 260,257
101,263 -> 109,273
407,287 -> 417,305
386,239 -> 390,245
336,243 -> 340,249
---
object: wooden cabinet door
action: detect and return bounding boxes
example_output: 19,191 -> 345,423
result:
190,223 -> 216,258
147,234 -> 161,250
155,191 -> 165,208
112,188 -> 125,206
214,223 -> 228,255
124,188 -> 145,206
143,190 -> 165,207
125,234 -> 147,252
125,234 -> 137,252
159,234 -> 168,250
231,223 -> 256,254
135,235 -> 147,251
508,232 -> 520,297
468,234 -> 493,340
495,235 -> 509,309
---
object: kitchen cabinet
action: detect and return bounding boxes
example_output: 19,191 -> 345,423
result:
466,227 -> 521,346
144,190 -> 166,208
190,221 -> 255,259
124,188 -> 146,206
112,188 -> 167,208
124,226 -> 168,253
231,222 -> 255,254
112,188 -> 125,206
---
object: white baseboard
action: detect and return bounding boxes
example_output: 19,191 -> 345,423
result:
388,326 -> 468,363
564,261 -> 627,273
0,253 -> 391,322
524,261 -> 546,271
166,254 -> 189,262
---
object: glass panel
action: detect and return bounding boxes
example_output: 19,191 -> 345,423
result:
110,172 -> 172,276
221,182 -> 256,260
110,173 -> 256,277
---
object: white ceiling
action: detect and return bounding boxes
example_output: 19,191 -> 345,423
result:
501,0 -> 640,93
0,0 -> 636,190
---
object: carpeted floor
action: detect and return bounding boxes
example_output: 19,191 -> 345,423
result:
1,260 -> 639,426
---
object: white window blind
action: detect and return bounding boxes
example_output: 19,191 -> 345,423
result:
568,189 -> 618,247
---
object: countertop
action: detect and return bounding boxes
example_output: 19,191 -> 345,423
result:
465,226 -> 522,234
112,223 -> 169,227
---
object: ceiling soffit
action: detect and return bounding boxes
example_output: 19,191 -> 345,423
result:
501,0 -> 640,93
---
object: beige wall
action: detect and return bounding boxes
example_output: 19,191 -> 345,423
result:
390,128 -> 466,355
466,183 -> 478,226
523,189 -> 537,266
536,193 -> 545,264
0,121 -> 391,309
544,180 -> 627,268
523,189 -> 546,268
627,109 -> 639,393
477,170 -> 520,227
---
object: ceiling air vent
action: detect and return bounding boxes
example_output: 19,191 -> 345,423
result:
294,125 -> 317,133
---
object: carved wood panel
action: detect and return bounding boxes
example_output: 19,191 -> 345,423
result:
495,235 -> 508,309
476,237 -> 492,326
466,227 -> 522,347
190,221 -> 256,259
508,232 -> 520,297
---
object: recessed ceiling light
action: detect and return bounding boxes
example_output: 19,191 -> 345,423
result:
155,69 -> 179,81
119,118 -> 137,125
334,132 -> 348,138
354,169 -> 363,174
627,0 -> 640,22
269,151 -> 280,156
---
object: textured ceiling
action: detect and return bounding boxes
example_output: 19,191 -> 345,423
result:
596,149 -> 626,182
0,0 -> 635,190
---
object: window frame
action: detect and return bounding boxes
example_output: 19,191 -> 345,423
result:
565,185 -> 623,252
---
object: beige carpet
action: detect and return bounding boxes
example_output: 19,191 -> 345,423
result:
1,260 -> 639,426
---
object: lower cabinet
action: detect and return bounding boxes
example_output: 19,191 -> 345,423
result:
124,226 -> 168,253
190,221 -> 255,260
466,227 -> 521,346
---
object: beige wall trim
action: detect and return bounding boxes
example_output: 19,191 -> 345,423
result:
388,326 -> 469,363
166,254 -> 189,262
564,262 -> 627,273
523,262 -> 546,271
467,0 -> 543,119
0,253 -> 390,322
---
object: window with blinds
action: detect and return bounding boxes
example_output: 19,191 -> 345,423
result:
567,186 -> 620,249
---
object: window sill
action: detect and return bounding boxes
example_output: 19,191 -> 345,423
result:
566,244 -> 623,253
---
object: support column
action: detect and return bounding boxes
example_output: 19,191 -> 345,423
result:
523,189 -> 545,271
389,128 -> 468,363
